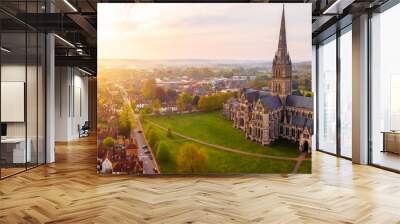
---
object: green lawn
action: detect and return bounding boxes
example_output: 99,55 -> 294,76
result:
142,119 -> 296,174
146,111 -> 301,158
141,111 -> 312,174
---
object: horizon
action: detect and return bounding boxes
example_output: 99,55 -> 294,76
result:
98,58 -> 312,63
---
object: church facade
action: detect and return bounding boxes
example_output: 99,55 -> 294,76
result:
223,7 -> 313,153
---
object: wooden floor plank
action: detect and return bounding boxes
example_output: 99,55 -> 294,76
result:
0,136 -> 399,223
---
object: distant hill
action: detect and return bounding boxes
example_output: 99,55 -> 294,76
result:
99,58 -> 270,69
99,58 -> 310,70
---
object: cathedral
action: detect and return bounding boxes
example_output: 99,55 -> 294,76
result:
223,6 -> 313,153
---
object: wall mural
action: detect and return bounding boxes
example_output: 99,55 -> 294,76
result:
97,3 -> 313,174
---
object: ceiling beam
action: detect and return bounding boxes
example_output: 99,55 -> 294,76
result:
67,13 -> 97,46
323,0 -> 356,14
13,13 -> 83,32
55,55 -> 96,70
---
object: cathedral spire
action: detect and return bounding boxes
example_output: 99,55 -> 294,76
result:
278,5 -> 287,54
271,4 -> 292,101
275,4 -> 289,64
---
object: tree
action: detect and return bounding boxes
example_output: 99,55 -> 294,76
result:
198,92 -> 235,112
141,79 -> 157,99
103,136 -> 116,156
148,130 -> 160,148
177,143 -> 208,173
248,74 -> 270,89
118,105 -> 134,138
304,92 -> 313,97
145,125 -> 154,139
166,89 -> 178,102
176,92 -> 194,112
176,96 -> 185,112
155,87 -> 167,102
146,129 -> 154,145
167,128 -> 173,138
156,141 -> 170,163
139,110 -> 147,123
141,105 -> 153,114
152,99 -> 161,114
192,95 -> 200,107
131,102 -> 137,111
103,136 -> 116,148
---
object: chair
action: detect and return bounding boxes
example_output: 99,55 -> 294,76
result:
79,121 -> 90,138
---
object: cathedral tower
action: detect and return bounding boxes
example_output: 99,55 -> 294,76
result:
271,5 -> 292,102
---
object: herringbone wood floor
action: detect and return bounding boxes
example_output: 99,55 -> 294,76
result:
1,136 -> 400,224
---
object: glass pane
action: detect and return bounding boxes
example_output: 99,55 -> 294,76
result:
25,0 -> 38,169
27,31 -> 38,169
0,1 -> 46,178
371,4 -> 400,171
38,33 -> 46,165
317,37 -> 337,154
340,29 -> 352,158
1,31 -> 27,177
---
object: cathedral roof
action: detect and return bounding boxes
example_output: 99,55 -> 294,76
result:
291,115 -> 314,134
242,88 -> 269,103
241,88 -> 282,110
244,89 -> 259,102
260,95 -> 282,110
286,95 -> 313,110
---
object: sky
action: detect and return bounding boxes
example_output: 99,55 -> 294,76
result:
98,3 -> 311,62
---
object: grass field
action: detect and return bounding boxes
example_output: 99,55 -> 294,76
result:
146,111 -> 301,157
142,111 -> 311,174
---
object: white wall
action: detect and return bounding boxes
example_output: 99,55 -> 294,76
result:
72,73 -> 89,138
55,67 -> 69,141
55,67 -> 89,141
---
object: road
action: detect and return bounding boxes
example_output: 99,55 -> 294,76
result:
133,114 -> 159,174
116,84 -> 159,174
